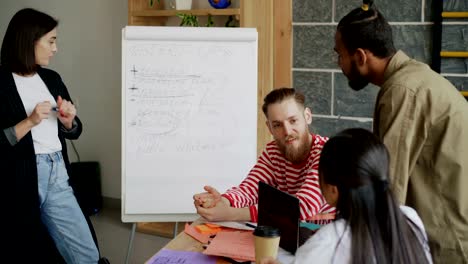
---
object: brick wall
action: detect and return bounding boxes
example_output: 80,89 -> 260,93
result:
292,0 -> 468,137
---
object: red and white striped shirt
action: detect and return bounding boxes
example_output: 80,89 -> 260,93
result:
222,134 -> 335,223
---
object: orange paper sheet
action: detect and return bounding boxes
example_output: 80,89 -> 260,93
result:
203,231 -> 255,262
195,224 -> 222,234
205,223 -> 221,228
185,223 -> 210,244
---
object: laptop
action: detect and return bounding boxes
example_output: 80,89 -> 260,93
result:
257,181 -> 302,254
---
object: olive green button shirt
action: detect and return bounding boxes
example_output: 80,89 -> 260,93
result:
374,50 -> 468,263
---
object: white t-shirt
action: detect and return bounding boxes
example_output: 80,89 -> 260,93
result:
291,206 -> 433,264
13,73 -> 62,154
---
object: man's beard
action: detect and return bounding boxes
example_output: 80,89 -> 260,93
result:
348,60 -> 369,91
277,129 -> 311,164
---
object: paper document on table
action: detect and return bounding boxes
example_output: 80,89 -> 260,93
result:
184,223 -> 210,243
203,231 -> 255,261
146,249 -> 216,264
207,221 -> 255,231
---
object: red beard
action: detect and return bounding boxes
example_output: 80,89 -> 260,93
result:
277,131 -> 311,164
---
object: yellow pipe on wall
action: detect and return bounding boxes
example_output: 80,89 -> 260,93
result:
461,91 -> 468,97
440,51 -> 468,58
442,12 -> 468,18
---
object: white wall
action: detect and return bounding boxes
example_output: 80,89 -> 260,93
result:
0,0 -> 127,199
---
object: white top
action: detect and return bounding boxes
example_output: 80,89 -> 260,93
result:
292,205 -> 433,264
13,73 -> 61,154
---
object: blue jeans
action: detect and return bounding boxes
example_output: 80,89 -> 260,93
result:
37,152 -> 99,264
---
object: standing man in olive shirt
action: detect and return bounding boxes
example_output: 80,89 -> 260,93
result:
333,1 -> 468,263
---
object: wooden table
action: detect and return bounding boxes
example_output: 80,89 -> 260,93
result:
147,219 -> 296,264
146,219 -> 231,264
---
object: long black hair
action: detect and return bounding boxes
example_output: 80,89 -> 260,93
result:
337,0 -> 396,58
1,8 -> 58,75
319,128 -> 429,264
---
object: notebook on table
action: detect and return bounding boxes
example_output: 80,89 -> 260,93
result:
257,181 -> 304,254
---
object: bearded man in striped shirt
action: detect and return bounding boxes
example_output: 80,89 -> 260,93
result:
193,88 -> 335,223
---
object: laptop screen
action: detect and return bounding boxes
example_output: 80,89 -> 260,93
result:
257,181 -> 300,254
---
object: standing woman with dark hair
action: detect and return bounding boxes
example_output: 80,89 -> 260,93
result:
0,8 -> 99,263
261,128 -> 432,264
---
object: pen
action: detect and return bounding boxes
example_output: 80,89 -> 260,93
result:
245,222 -> 256,229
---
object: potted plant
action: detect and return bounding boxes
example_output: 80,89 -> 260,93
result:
177,14 -> 214,27
177,13 -> 199,26
173,0 -> 193,10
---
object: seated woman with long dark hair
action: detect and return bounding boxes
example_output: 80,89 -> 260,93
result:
262,128 -> 432,264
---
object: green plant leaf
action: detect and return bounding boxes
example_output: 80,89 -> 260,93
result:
225,15 -> 236,27
206,14 -> 214,27
178,13 -> 199,27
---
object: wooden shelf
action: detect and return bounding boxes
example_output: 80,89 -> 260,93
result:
440,51 -> 468,58
132,8 -> 240,17
442,12 -> 468,18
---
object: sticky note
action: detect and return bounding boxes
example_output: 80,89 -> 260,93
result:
195,224 -> 222,234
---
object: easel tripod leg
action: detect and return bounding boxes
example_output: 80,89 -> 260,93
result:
125,223 -> 136,264
173,221 -> 178,239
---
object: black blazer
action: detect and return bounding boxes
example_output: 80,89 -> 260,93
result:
0,66 -> 83,262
